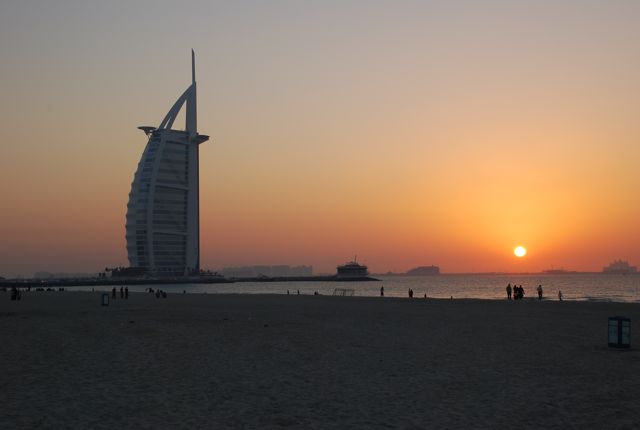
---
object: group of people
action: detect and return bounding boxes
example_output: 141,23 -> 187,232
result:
506,283 -> 550,300
10,286 -> 22,301
147,288 -> 168,298
112,286 -> 129,299
506,283 -> 529,300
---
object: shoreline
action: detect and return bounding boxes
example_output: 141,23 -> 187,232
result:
0,275 -> 379,289
4,287 -> 639,304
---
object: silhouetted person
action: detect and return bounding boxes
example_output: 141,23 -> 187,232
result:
558,290 -> 563,301
537,285 -> 543,300
380,286 -> 384,297
120,287 -> 124,299
297,290 -> 300,295
125,287 -> 129,299
155,290 -> 160,299
408,288 -> 413,298
162,291 -> 167,299
287,290 -> 290,295
112,287 -> 116,299
506,283 -> 512,300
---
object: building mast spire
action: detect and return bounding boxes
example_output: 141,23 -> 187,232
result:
191,48 -> 196,84
186,49 -> 197,135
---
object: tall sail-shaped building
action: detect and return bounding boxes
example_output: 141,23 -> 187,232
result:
125,51 -> 209,276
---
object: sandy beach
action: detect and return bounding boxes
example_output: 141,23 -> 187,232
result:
1,292 -> 639,429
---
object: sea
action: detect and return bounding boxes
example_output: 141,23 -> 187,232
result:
81,273 -> 640,303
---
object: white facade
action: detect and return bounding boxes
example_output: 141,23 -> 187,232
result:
125,51 -> 209,276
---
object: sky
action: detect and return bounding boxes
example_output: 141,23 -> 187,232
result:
1,0 -> 639,277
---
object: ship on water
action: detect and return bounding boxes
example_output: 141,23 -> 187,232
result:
336,259 -> 369,278
602,260 -> 637,274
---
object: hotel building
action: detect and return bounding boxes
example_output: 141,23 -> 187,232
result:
125,51 -> 209,276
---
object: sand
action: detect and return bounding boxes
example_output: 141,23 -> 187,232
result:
1,291 -> 639,429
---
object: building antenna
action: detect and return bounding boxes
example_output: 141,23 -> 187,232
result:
191,49 -> 196,84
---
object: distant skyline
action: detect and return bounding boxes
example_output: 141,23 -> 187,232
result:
1,1 -> 639,277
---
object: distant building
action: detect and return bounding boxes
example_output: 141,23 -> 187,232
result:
125,51 -> 209,277
602,260 -> 637,274
33,272 -> 97,279
405,265 -> 440,276
271,265 -> 290,277
221,267 -> 255,278
252,266 -> 272,277
290,265 -> 313,276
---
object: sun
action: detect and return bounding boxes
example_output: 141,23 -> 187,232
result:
514,246 -> 527,258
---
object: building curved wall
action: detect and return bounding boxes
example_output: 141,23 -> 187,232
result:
126,130 -> 195,276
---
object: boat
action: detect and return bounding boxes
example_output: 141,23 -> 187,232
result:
336,258 -> 369,278
602,260 -> 637,274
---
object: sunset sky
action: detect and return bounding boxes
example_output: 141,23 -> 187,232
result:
1,1 -> 639,277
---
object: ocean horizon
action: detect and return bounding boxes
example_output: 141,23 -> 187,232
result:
64,273 -> 640,303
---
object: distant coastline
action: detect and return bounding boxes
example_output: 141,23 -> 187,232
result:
374,271 -> 634,276
0,275 -> 380,289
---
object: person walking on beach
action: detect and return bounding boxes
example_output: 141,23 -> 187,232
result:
558,290 -> 563,301
125,287 -> 129,299
112,287 -> 116,299
120,286 -> 124,299
537,285 -> 543,300
506,283 -> 512,300
380,286 -> 384,297
519,285 -> 524,299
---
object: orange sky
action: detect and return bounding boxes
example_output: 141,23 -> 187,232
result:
1,2 -> 639,277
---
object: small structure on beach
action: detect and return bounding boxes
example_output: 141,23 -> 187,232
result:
608,316 -> 630,348
333,288 -> 355,296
